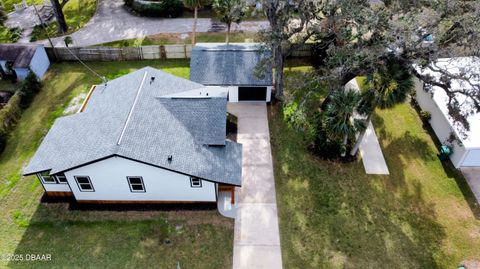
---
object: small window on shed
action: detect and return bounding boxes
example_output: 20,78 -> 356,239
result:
38,171 -> 55,184
190,177 -> 202,188
127,177 -> 146,192
75,176 -> 94,192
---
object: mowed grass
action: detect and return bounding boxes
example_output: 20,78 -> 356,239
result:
0,59 -> 233,268
271,69 -> 480,268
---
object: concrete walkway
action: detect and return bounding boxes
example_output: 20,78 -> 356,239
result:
33,0 -> 268,47
461,168 -> 480,203
345,79 -> 390,175
228,103 -> 283,269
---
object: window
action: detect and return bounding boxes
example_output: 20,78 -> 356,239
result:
190,177 -> 202,188
127,177 -> 145,192
55,174 -> 68,184
75,176 -> 94,192
38,171 -> 55,184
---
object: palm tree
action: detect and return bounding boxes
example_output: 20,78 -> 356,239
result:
349,57 -> 414,156
324,89 -> 366,157
212,0 -> 246,44
184,0 -> 210,45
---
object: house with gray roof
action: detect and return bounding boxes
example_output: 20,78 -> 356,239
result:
190,43 -> 273,102
23,67 -> 242,204
0,44 -> 50,81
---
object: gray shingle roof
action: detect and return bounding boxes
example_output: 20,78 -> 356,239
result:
190,43 -> 273,86
0,44 -> 40,68
24,67 -> 242,186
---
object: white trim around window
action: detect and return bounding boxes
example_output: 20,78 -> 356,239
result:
127,176 -> 146,193
55,174 -> 68,184
190,177 -> 202,188
74,176 -> 95,192
37,171 -> 56,184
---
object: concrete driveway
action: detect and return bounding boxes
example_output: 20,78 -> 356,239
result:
228,103 -> 283,269
36,0 -> 268,47
461,168 -> 480,203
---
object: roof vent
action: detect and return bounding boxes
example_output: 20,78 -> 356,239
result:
167,155 -> 173,163
150,76 -> 155,84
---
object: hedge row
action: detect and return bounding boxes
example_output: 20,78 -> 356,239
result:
0,92 -> 21,153
128,0 -> 183,18
0,72 -> 42,154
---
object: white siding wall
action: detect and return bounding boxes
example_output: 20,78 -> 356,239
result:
0,60 -> 7,72
462,149 -> 480,167
29,46 -> 50,79
228,86 -> 239,102
64,156 -> 217,202
41,181 -> 72,192
414,78 -> 467,167
14,68 -> 29,80
266,86 -> 272,102
0,60 -> 24,79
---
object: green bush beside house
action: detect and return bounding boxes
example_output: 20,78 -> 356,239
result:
0,71 -> 42,154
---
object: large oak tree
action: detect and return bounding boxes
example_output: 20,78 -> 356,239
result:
261,0 -> 479,144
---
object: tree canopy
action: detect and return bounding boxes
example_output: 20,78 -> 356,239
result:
261,0 -> 479,133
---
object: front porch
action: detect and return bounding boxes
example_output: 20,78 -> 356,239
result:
217,185 -> 237,219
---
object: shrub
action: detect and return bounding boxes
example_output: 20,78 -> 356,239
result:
310,112 -> 342,159
0,92 -> 21,154
420,110 -> 431,121
19,72 -> 42,109
0,128 -> 7,154
0,8 -> 6,26
131,0 -> 184,17
0,26 -> 23,43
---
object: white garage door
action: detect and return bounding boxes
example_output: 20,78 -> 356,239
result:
462,150 -> 480,167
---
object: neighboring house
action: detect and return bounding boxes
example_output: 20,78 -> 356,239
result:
190,43 -> 273,102
0,44 -> 50,80
23,67 -> 242,204
414,57 -> 480,168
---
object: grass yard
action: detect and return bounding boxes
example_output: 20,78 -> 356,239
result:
2,0 -> 43,13
97,32 -> 259,47
0,59 -> 233,268
271,68 -> 480,268
29,0 -> 97,41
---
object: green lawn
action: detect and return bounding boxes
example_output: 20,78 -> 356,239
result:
97,32 -> 259,47
29,0 -> 97,41
271,68 -> 480,268
2,0 -> 43,13
0,60 -> 233,268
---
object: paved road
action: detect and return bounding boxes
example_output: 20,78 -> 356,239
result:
228,103 -> 283,269
38,0 -> 269,47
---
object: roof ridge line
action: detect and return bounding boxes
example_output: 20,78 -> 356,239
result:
117,71 -> 148,146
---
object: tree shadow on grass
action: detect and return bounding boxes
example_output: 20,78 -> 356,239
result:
408,104 -> 480,218
270,104 -> 446,268
8,201 -> 233,269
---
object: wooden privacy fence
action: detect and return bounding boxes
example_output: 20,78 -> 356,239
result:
46,44 -> 193,61
46,44 -> 313,62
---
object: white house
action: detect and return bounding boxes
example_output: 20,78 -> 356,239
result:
189,43 -> 273,102
23,67 -> 242,204
414,57 -> 480,168
0,44 -> 50,80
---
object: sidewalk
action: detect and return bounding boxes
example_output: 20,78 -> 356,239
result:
228,103 -> 283,269
345,79 -> 390,175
